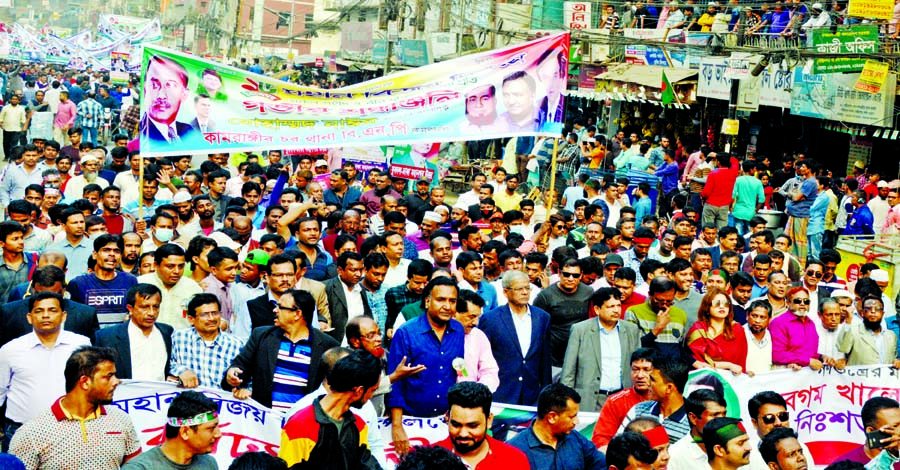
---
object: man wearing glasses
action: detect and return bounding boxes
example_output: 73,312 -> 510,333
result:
534,258 -> 594,369
769,286 -> 822,371
838,296 -> 900,368
791,259 -> 830,321
224,289 -> 339,412
168,293 -> 242,388
747,391 -> 813,470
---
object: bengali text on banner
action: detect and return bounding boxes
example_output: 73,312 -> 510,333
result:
138,33 -> 568,156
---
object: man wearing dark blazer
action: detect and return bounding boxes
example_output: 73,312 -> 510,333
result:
0,266 -> 99,347
95,284 -> 173,380
247,254 -> 301,331
479,271 -> 552,406
323,252 -> 373,343
561,287 -> 642,411
792,259 -> 831,311
224,289 -> 338,410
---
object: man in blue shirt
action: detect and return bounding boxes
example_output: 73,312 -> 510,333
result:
656,149 -> 680,217
386,276 -> 465,455
323,170 -> 362,210
509,383 -> 606,470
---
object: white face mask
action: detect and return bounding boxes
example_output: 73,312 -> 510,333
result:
154,228 -> 174,242
509,225 -> 525,235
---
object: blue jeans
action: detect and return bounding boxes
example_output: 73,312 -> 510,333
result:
734,218 -> 751,236
809,233 -> 823,259
82,126 -> 98,146
2,419 -> 22,452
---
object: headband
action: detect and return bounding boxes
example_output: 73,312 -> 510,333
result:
715,422 -> 748,444
642,426 -> 670,447
708,269 -> 728,281
633,237 -> 655,244
168,411 -> 218,427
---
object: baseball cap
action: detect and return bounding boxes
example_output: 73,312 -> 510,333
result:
246,249 -> 270,266
315,159 -> 328,167
416,178 -> 430,185
604,254 -> 624,267
854,160 -> 866,169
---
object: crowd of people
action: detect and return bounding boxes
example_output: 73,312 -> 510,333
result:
1,69 -> 900,468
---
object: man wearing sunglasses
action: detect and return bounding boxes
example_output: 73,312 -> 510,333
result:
791,259 -> 830,324
769,286 -> 823,371
837,296 -> 900,369
747,391 -> 813,470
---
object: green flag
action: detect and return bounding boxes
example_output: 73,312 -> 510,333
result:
661,71 -> 675,105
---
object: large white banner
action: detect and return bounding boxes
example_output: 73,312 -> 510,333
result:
687,366 -> 893,469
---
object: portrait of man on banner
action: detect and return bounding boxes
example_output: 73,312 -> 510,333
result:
140,54 -> 198,144
498,71 -> 540,133
461,84 -> 509,134
536,46 -> 568,131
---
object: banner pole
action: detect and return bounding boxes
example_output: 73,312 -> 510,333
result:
138,154 -> 144,221
548,137 -> 559,210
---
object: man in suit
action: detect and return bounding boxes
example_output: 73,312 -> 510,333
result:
292,252 -> 330,330
95,283 -> 174,380
140,54 -> 197,144
561,287 -> 642,412
189,93 -> 215,133
838,296 -> 900,367
247,254 -> 300,331
479,270 -> 552,406
324,252 -> 373,343
223,289 -> 339,411
791,258 -> 831,312
0,265 -> 99,347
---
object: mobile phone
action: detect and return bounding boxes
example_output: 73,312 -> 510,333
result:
867,430 -> 891,449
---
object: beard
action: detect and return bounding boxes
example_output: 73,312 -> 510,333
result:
451,435 -> 486,454
84,171 -> 98,183
864,319 -> 883,332
123,253 -> 139,264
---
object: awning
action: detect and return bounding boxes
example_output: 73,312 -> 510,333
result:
595,64 -> 697,88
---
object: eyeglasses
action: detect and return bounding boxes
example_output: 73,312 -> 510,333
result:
864,306 -> 885,312
193,311 -> 222,319
555,224 -> 568,230
760,411 -> 790,425
791,298 -> 811,305
276,304 -> 300,312
806,271 -> 823,279
561,272 -> 581,278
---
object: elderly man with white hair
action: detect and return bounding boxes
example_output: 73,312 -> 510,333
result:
62,150 -> 109,201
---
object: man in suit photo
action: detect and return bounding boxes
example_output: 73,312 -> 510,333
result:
0,265 -> 99,348
189,93 -> 215,134
246,254 -> 300,331
140,54 -> 197,144
478,270 -> 552,406
561,287 -> 641,412
223,289 -> 339,412
324,251 -> 373,343
95,283 -> 174,380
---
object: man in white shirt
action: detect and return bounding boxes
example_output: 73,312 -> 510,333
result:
745,299 -> 774,375
95,283 -> 174,381
0,291 -> 90,451
136,244 -> 202,330
668,388 -> 728,470
457,173 -> 487,209
817,297 -> 846,367
0,143 -> 45,207
62,151 -> 109,202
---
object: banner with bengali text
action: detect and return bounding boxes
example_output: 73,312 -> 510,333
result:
686,366 -> 899,469
112,381 -> 599,469
138,33 -> 568,157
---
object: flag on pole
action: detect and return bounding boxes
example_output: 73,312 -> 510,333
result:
661,71 -> 675,105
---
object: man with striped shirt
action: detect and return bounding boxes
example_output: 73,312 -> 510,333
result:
617,356 -> 691,443
224,289 -> 339,412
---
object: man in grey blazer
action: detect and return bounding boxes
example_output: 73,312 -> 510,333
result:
561,287 -> 641,411
838,296 -> 900,368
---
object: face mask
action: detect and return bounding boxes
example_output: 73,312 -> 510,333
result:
154,228 -> 174,242
509,226 -> 525,235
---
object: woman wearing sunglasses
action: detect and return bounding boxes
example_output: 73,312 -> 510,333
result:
685,288 -> 749,376
768,286 -> 824,371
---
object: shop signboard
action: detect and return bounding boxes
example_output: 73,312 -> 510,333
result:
623,28 -> 687,67
848,0 -> 894,19
846,138 -> 873,177
790,70 -> 896,126
698,57 -> 793,108
563,2 -> 592,30
811,24 -> 879,74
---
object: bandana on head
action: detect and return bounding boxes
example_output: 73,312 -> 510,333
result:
168,411 -> 218,427
642,426 -> 670,447
715,422 -> 748,444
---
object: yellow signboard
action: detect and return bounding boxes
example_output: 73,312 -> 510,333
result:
855,60 -> 890,94
721,119 -> 740,135
848,0 -> 893,19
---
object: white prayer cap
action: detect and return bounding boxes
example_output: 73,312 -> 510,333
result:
423,211 -> 442,223
871,269 -> 890,283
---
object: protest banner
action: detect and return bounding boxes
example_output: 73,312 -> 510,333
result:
112,381 -> 600,469
685,366 -> 900,468
137,33 -> 569,157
